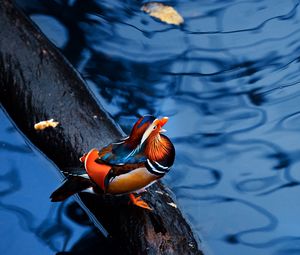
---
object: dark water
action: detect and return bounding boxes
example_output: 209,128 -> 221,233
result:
2,0 -> 300,254
0,107 -> 111,254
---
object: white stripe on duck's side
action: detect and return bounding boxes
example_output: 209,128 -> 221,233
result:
154,160 -> 169,170
146,159 -> 167,175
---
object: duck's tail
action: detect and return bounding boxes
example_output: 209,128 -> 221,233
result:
50,176 -> 93,202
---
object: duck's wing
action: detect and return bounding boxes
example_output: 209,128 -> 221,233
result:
98,139 -> 146,166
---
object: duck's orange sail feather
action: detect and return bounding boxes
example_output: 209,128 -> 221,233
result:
84,149 -> 112,190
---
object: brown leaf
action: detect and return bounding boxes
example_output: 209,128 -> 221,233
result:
142,2 -> 184,25
34,119 -> 59,130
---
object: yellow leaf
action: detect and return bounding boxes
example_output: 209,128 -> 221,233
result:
34,119 -> 59,130
142,2 -> 184,25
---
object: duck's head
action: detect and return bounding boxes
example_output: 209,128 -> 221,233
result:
140,116 -> 168,145
127,115 -> 169,147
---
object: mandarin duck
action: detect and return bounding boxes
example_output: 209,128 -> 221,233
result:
50,115 -> 175,210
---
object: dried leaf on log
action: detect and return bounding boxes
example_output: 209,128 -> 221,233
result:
34,119 -> 59,130
142,2 -> 184,25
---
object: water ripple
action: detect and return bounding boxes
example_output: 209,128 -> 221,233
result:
12,0 -> 300,254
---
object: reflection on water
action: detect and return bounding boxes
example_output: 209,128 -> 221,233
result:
0,108 -> 108,254
7,0 -> 300,254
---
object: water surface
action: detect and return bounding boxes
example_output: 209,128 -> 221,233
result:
3,0 -> 300,254
0,107 -> 109,254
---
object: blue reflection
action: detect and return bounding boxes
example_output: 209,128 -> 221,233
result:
6,0 -> 300,254
0,107 -> 103,254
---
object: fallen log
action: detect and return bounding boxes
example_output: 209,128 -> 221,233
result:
0,0 -> 202,254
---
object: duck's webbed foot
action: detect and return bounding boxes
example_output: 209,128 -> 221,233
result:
129,193 -> 152,210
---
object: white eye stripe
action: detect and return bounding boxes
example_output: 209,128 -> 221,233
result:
140,120 -> 158,145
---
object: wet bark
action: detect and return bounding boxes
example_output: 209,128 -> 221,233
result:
0,0 -> 202,254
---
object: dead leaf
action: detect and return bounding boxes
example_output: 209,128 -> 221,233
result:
34,119 -> 59,130
142,2 -> 184,25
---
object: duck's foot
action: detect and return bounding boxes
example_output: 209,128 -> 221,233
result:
129,193 -> 152,210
